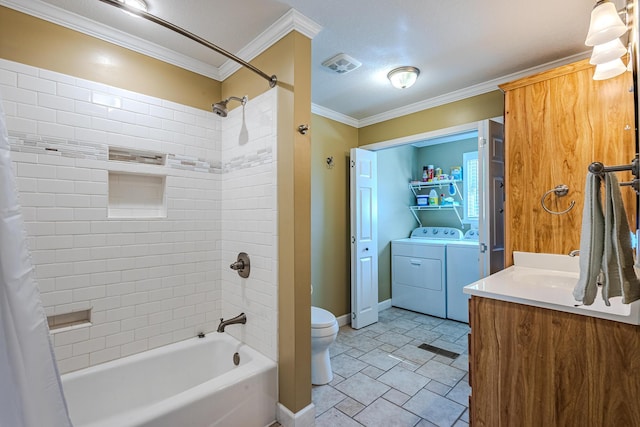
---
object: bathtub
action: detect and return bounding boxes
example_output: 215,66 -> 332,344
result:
60,333 -> 277,427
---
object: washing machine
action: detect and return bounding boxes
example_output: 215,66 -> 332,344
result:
391,227 -> 463,318
445,229 -> 480,323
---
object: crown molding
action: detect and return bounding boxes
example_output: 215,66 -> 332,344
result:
357,51 -> 591,128
311,103 -> 359,127
0,0 -> 222,80
218,8 -> 322,80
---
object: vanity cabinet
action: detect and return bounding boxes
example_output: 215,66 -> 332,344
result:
500,59 -> 636,265
468,296 -> 640,426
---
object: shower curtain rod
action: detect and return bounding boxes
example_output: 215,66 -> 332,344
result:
97,0 -> 277,88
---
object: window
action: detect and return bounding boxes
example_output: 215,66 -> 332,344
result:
463,151 -> 479,226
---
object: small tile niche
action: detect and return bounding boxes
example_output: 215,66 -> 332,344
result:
108,172 -> 167,218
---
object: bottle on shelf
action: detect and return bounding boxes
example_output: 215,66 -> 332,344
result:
422,166 -> 428,182
428,189 -> 438,206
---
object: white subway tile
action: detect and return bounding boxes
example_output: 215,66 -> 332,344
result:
36,179 -> 75,194
18,74 -> 56,94
120,339 -> 148,357
36,207 -> 74,221
75,100 -> 108,118
54,326 -> 90,346
92,92 -> 121,109
89,347 -> 120,365
72,337 -> 105,356
6,116 -> 37,133
104,330 -> 134,348
57,110 -> 92,128
121,98 -> 149,114
37,122 -> 74,140
57,83 -> 91,102
37,235 -> 74,250
56,194 -> 92,208
38,92 -> 74,111
17,103 -> 56,122
2,85 -> 38,105
38,68 -> 75,85
55,274 -> 91,291
56,355 -> 89,374
0,69 -> 17,86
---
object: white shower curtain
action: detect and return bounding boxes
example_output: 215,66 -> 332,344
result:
0,100 -> 72,426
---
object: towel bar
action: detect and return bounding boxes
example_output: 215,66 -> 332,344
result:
541,184 -> 576,215
588,157 -> 640,194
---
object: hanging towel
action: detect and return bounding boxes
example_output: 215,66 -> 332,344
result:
601,173 -> 640,305
573,173 -> 605,305
0,99 -> 72,426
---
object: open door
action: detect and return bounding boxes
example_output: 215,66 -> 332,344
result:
478,119 -> 505,277
350,148 -> 378,329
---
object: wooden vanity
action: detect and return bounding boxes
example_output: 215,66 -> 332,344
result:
468,296 -> 640,426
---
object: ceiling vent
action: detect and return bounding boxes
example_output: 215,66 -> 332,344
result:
321,53 -> 362,74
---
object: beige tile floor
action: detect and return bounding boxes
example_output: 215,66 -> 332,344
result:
312,307 -> 470,427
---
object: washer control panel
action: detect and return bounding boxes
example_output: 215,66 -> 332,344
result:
410,227 -> 463,240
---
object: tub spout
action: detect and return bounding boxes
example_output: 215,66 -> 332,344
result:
217,313 -> 247,333
568,250 -> 580,257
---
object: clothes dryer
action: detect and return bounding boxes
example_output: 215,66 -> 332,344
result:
446,229 -> 480,323
391,227 -> 462,317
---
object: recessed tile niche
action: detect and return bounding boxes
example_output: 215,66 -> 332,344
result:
107,146 -> 167,218
108,172 -> 166,218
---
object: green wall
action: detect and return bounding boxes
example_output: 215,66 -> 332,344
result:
310,90 -> 504,318
310,115 -> 358,316
414,138 -> 478,229
376,145 -> 418,302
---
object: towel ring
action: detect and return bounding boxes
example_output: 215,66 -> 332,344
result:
541,184 -> 576,215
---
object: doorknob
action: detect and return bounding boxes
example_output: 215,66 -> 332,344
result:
364,247 -> 369,251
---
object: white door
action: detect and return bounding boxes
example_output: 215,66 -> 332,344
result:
350,148 -> 378,329
478,119 -> 505,277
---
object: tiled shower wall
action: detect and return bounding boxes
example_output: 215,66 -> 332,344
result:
0,58 -> 279,372
220,90 -> 278,361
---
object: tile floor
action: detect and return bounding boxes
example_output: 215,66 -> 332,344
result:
312,307 -> 470,427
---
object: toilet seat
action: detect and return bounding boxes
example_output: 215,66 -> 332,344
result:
312,307 -> 336,328
311,307 -> 338,338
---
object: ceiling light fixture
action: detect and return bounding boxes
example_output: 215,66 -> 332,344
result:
387,66 -> 420,89
116,0 -> 148,17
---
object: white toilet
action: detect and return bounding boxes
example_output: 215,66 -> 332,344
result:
311,306 -> 339,385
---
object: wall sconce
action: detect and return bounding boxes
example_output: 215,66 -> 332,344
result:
585,0 -> 632,80
387,66 -> 420,89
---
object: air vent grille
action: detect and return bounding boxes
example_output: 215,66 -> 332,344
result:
321,53 -> 362,74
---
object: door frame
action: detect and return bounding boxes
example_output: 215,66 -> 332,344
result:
356,117 -> 503,285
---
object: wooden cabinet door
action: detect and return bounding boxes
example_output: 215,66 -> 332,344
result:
501,59 -> 636,265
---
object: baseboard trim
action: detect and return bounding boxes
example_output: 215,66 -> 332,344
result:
378,299 -> 392,311
277,402 -> 315,427
336,299 -> 392,327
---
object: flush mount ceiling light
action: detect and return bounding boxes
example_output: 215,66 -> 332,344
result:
585,0 -> 627,46
116,0 -> 148,16
387,66 -> 420,89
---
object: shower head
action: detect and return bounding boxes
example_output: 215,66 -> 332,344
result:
212,95 -> 248,118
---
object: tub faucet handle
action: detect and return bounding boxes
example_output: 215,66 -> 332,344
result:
230,260 -> 244,270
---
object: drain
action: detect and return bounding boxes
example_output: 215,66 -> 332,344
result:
418,343 -> 460,359
233,352 -> 240,366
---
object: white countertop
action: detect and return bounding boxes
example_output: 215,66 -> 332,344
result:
463,251 -> 640,325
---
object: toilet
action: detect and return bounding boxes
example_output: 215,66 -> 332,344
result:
311,306 -> 339,385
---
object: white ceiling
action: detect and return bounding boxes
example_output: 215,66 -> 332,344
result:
2,0 -> 621,125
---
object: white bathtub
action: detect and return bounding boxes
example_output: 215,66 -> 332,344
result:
60,333 -> 277,427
